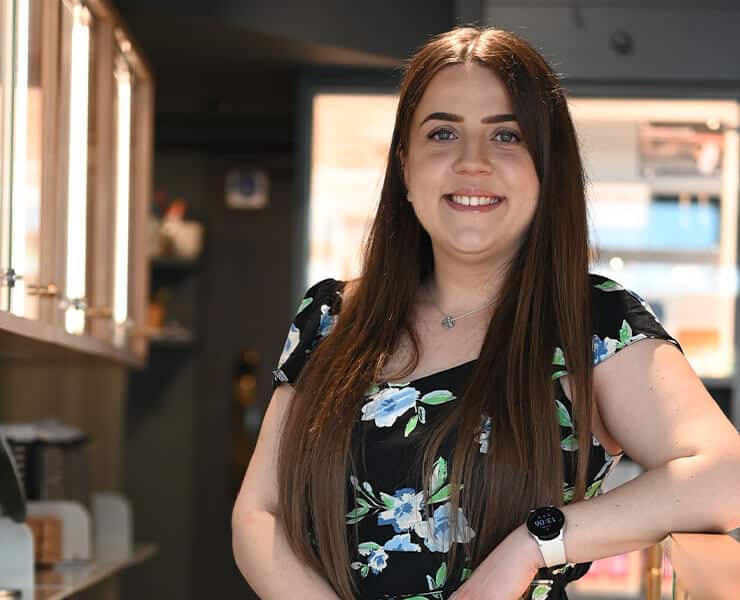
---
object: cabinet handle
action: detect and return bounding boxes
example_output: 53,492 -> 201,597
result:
0,268 -> 23,288
26,283 -> 60,297
85,306 -> 113,319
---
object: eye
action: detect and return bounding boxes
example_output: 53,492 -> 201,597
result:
428,127 -> 457,141
493,129 -> 522,143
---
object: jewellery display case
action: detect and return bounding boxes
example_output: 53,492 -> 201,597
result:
0,0 -> 153,365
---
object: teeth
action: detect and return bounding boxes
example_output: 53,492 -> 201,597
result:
449,194 -> 502,207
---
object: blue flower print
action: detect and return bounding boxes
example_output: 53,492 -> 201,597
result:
367,548 -> 388,574
277,323 -> 300,368
413,502 -> 475,552
361,387 -> 419,427
353,543 -> 390,576
593,320 -> 649,366
383,533 -> 421,552
317,304 -> 337,338
377,487 -> 425,532
592,334 -> 620,365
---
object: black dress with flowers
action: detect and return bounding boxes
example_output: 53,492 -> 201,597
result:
271,273 -> 683,600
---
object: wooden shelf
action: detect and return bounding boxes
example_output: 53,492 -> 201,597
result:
0,311 -> 144,368
29,544 -> 157,600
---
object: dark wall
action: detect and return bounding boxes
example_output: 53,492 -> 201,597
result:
115,0 -> 454,61
484,3 -> 740,84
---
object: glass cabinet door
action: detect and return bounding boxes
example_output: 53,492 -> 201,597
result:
111,48 -> 132,347
0,0 -> 11,311
0,0 -> 44,318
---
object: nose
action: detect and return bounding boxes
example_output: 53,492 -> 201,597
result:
452,136 -> 492,175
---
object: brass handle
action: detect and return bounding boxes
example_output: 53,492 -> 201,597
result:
85,306 -> 113,319
26,283 -> 60,297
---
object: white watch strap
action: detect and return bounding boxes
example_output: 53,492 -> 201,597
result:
537,532 -> 566,567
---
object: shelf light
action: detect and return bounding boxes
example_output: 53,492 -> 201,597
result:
113,55 -> 131,343
9,0 -> 29,315
64,2 -> 91,334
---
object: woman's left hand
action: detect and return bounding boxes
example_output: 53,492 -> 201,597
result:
449,524 -> 543,600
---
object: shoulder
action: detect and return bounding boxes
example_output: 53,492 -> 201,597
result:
272,277 -> 350,389
587,272 -> 683,368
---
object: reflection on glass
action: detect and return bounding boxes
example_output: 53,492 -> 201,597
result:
308,93 -> 398,285
0,0 -> 12,311
63,1 -> 91,334
112,52 -> 131,346
571,99 -> 740,379
9,0 -> 42,319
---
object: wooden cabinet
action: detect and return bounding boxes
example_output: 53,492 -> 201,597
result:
0,0 -> 152,366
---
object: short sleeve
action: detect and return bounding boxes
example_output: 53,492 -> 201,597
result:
590,273 -> 684,367
271,278 -> 343,391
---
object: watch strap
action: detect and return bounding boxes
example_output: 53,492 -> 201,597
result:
537,531 -> 566,567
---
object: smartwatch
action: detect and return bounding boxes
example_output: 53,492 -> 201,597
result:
526,505 -> 567,568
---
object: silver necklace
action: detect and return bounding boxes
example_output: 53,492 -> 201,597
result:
426,281 -> 497,329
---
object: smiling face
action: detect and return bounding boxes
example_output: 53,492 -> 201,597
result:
401,62 -> 540,264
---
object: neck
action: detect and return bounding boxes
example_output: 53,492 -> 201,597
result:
426,248 -> 509,316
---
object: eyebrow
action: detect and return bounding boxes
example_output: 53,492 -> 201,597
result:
419,112 -> 517,126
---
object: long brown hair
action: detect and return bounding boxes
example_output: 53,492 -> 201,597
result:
278,26 -> 593,599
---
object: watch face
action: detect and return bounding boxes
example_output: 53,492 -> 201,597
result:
526,506 -> 564,541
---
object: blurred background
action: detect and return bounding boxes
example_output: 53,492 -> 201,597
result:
0,1 -> 738,599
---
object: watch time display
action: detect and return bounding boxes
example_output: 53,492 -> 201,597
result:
526,506 -> 564,541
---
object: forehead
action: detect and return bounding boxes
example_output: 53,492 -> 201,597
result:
413,63 -> 514,122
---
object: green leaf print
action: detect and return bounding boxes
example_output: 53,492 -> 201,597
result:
358,541 -> 383,554
560,434 -> 578,451
345,506 -> 369,524
532,582 -> 552,600
360,565 -> 369,578
551,369 -> 568,381
419,390 -> 456,405
552,347 -> 566,366
619,319 -> 633,345
562,485 -> 575,504
356,498 -> 370,509
380,492 -> 396,510
388,381 -> 410,388
435,562 -> 447,588
595,280 -> 624,292
296,296 -> 313,314
585,479 -> 604,499
461,568 -> 473,582
405,414 -> 419,437
364,383 -> 381,396
555,400 -> 572,428
428,484 -> 451,504
430,457 -> 448,495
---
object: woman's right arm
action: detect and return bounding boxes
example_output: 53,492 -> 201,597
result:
232,383 -> 343,599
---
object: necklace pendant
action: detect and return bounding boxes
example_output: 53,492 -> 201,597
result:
441,315 -> 455,329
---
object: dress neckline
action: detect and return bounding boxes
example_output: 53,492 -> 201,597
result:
384,358 -> 477,387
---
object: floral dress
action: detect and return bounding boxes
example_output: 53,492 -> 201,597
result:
272,273 -> 683,600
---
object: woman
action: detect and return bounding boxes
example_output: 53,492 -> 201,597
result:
232,26 -> 740,600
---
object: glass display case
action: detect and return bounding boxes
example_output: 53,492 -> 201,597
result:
0,0 -> 153,364
304,90 -> 740,382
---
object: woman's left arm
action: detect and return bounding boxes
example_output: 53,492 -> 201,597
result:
452,339 -> 740,599
529,338 -> 740,567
